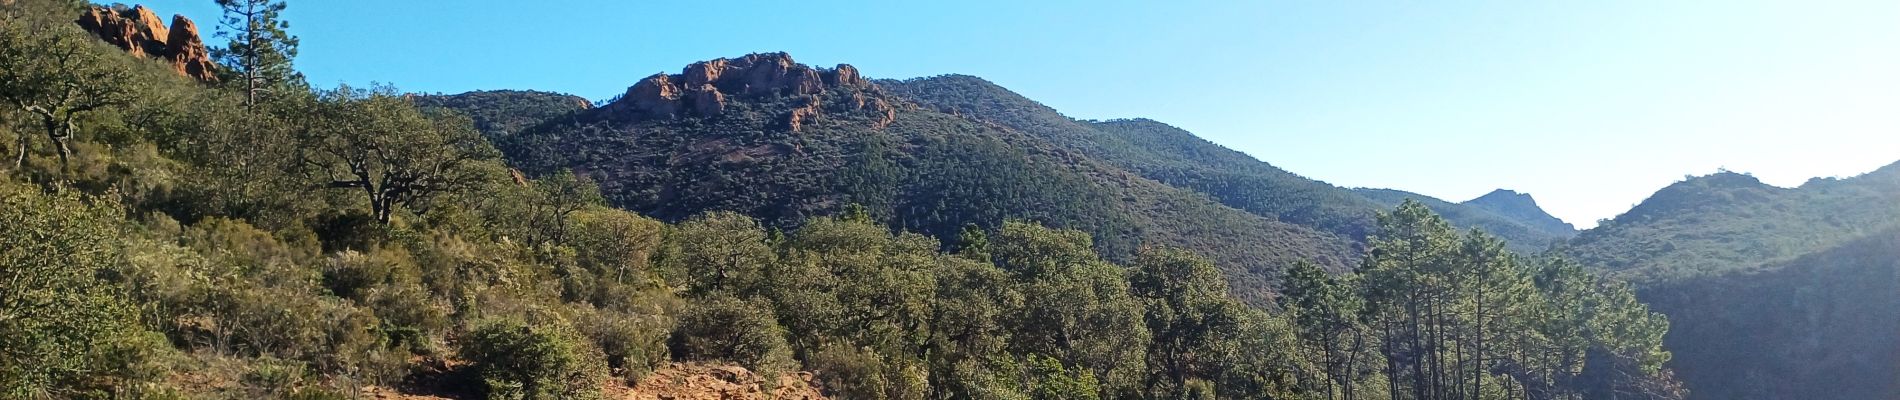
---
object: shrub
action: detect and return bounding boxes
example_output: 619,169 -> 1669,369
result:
807,344 -> 927,400
669,295 -> 794,377
459,317 -> 606,400
0,182 -> 138,398
573,306 -> 673,382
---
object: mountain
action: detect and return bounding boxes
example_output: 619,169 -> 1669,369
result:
1463,189 -> 1576,234
1356,188 -> 1576,253
495,53 -> 1360,302
881,74 -> 1577,252
1564,163 -> 1900,399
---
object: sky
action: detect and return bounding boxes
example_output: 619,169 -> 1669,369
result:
141,0 -> 1900,228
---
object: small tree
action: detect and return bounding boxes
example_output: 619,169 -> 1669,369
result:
0,21 -> 135,169
301,85 -> 497,224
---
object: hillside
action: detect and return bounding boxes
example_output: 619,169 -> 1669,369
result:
0,2 -> 1687,399
495,53 -> 1360,302
1569,165 -> 1900,282
882,74 -> 1577,251
411,90 -> 591,139
1637,229 -> 1900,399
1563,164 -> 1900,399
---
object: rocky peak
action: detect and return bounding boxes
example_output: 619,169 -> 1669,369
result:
74,4 -> 217,82
1463,189 -> 1577,233
606,53 -> 890,131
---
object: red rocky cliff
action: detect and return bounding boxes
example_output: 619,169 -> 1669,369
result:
76,4 -> 218,82
606,53 -> 894,131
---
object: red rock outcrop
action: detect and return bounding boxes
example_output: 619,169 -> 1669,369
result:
164,15 -> 216,82
622,73 -> 682,118
606,53 -> 895,131
787,96 -> 822,132
74,5 -> 218,82
826,64 -> 867,87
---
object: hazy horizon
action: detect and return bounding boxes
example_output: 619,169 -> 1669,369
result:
140,0 -> 1900,228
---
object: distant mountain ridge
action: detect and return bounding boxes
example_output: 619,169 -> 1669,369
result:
1464,189 -> 1576,233
1355,188 -> 1576,252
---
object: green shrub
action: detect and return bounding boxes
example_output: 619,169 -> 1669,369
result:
574,306 -> 674,382
807,344 -> 927,400
669,295 -> 794,377
459,317 -> 606,400
0,182 -> 138,398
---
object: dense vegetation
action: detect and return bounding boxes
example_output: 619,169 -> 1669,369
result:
411,90 -> 591,139
1568,168 -> 1900,282
881,75 -> 1575,252
1636,229 -> 1900,400
497,64 -> 1359,304
0,1 -> 1697,399
1561,167 -> 1900,399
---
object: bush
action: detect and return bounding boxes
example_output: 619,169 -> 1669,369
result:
574,307 -> 673,382
669,295 -> 794,377
459,317 -> 606,400
807,344 -> 927,400
0,182 -> 138,398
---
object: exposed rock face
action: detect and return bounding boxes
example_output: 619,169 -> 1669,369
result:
624,73 -> 682,119
826,64 -> 866,87
74,5 -> 217,82
164,15 -> 216,82
787,96 -> 822,132
606,52 -> 890,131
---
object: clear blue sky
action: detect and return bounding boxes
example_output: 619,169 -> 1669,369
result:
142,0 -> 1900,228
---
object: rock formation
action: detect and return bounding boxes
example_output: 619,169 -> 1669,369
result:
74,4 -> 218,82
163,15 -> 217,82
606,52 -> 891,131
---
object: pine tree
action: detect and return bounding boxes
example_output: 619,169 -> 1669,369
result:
213,0 -> 303,107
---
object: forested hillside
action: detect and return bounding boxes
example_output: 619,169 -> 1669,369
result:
0,1 -> 1704,399
411,90 -> 592,139
1637,229 -> 1900,400
1563,166 -> 1900,399
1569,166 -> 1900,282
882,75 -> 1575,251
494,54 -> 1362,303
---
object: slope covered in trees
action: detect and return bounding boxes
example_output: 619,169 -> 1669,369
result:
1562,165 -> 1900,399
1569,166 -> 1900,282
494,54 -> 1361,303
1636,229 -> 1900,400
882,74 -> 1575,252
411,90 -> 591,139
0,1 -> 1696,398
